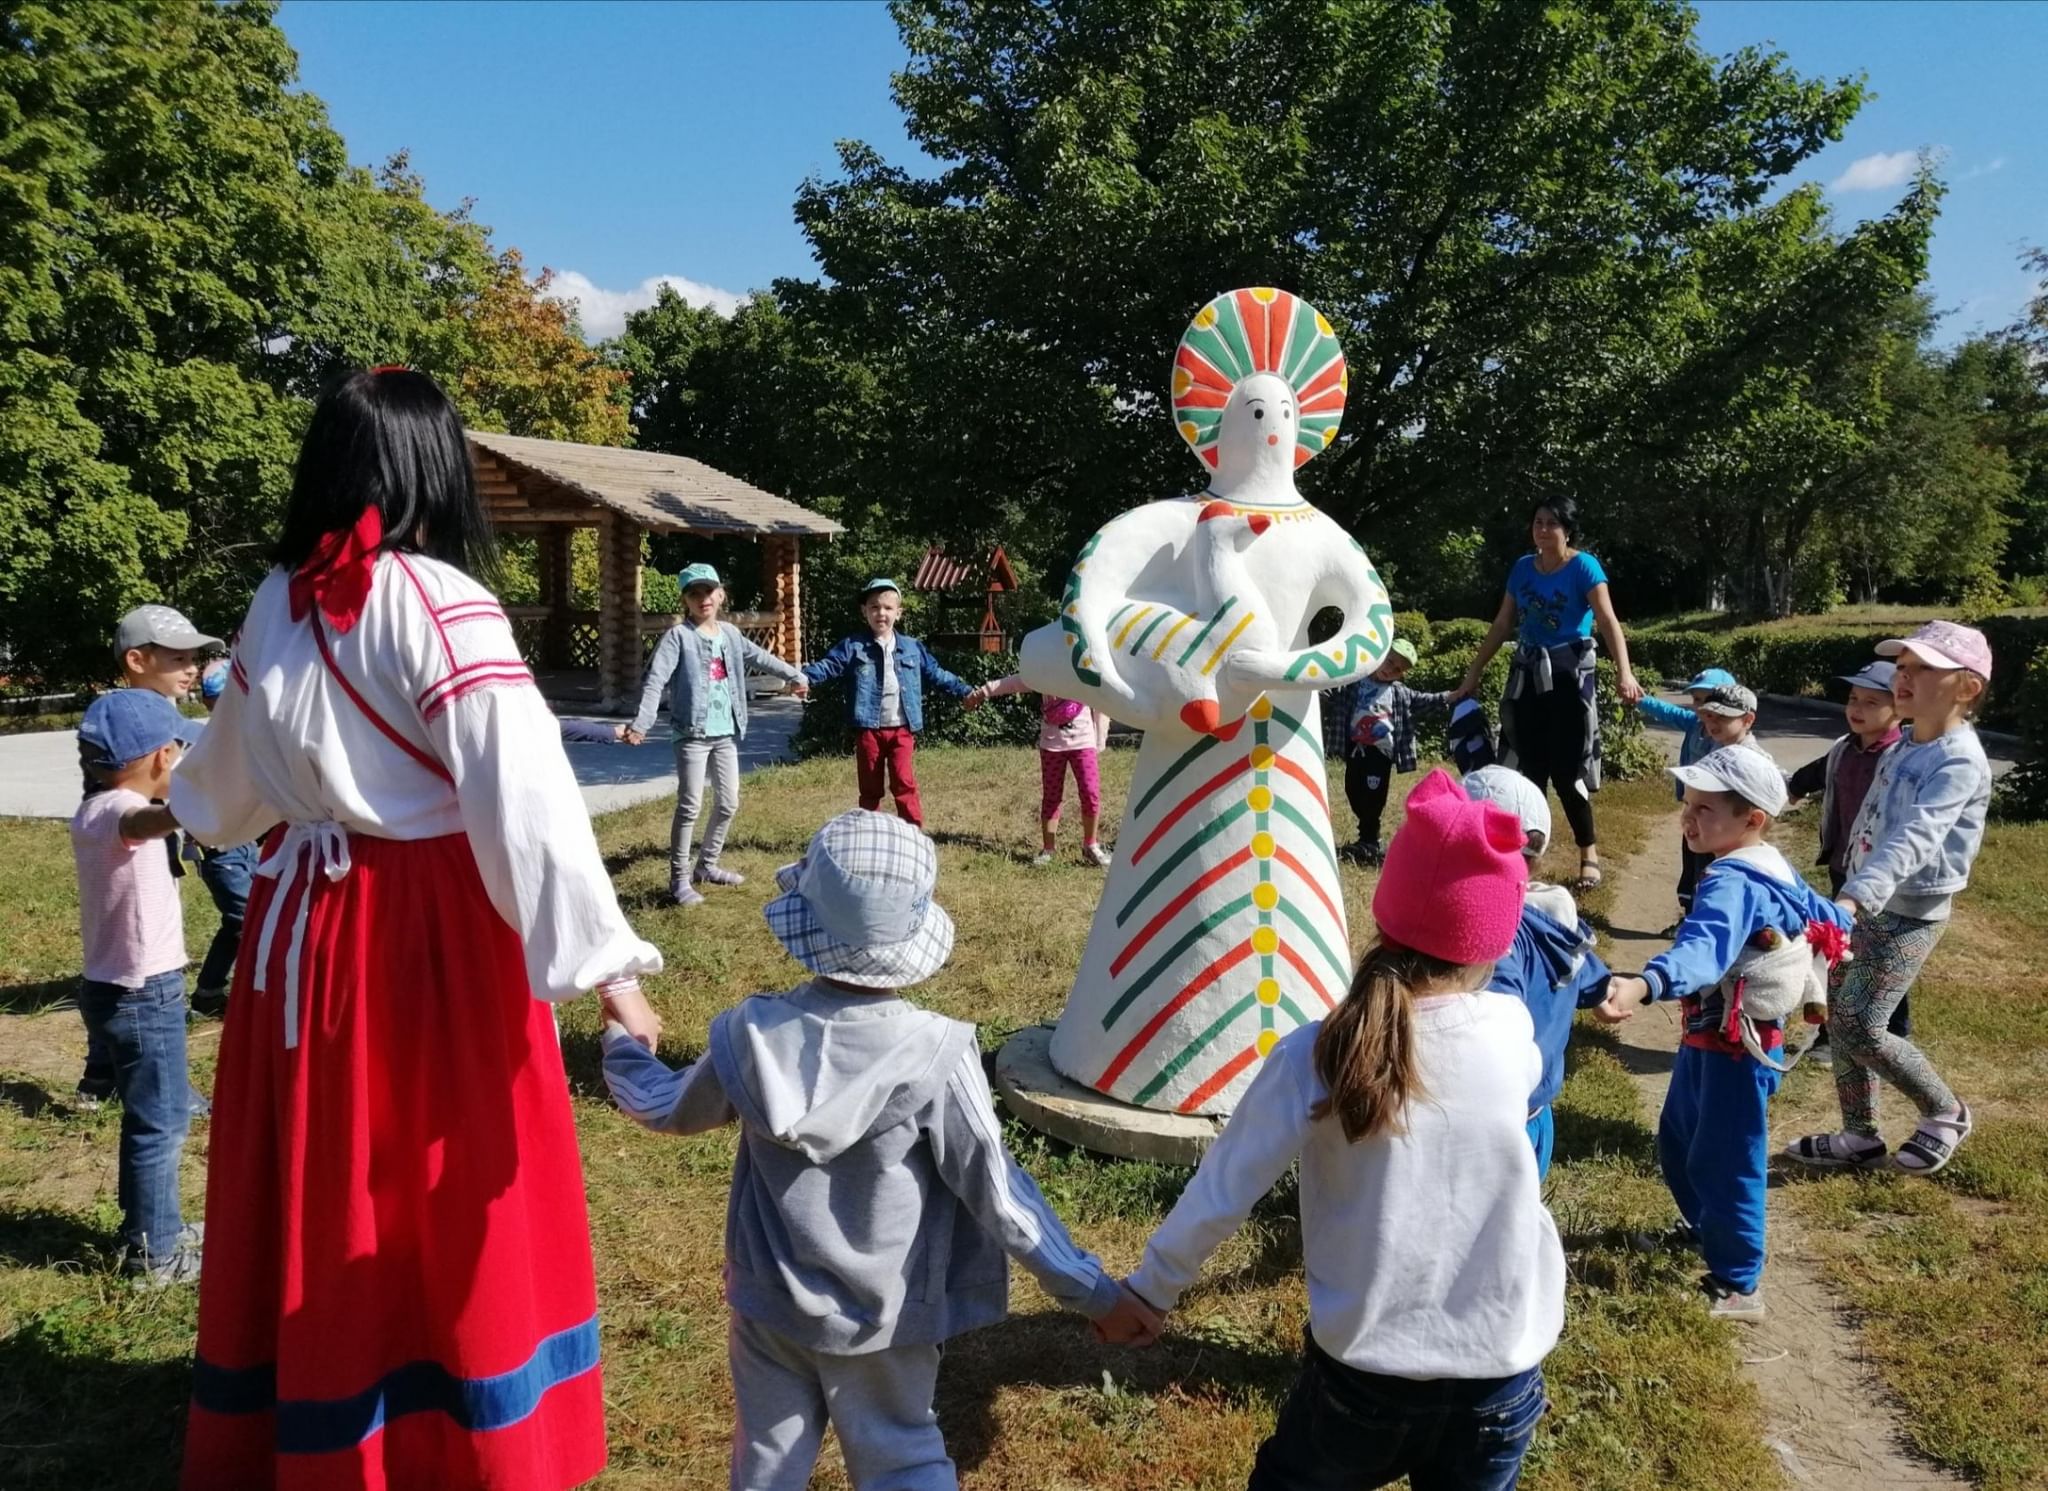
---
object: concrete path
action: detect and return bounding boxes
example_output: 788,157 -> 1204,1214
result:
1640,690 -> 2018,779
0,696 -> 803,821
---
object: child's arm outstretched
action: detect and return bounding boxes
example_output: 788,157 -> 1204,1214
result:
917,643 -> 975,701
626,626 -> 687,743
601,1024 -> 737,1134
735,633 -> 809,696
800,635 -> 859,687
927,1046 -> 1127,1321
1839,754 -> 1984,914
1636,694 -> 1696,731
1598,873 -> 1752,1020
1126,1040 -> 1309,1316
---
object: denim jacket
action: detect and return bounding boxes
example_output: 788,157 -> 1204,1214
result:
803,632 -> 970,733
631,621 -> 803,741
1841,725 -> 1991,917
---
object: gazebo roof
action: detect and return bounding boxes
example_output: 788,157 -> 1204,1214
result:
469,430 -> 843,539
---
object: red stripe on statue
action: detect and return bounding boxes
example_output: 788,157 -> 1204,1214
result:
1096,940 -> 1254,1093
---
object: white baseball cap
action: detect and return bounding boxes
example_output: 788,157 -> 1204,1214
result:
1461,765 -> 1551,851
1669,745 -> 1788,817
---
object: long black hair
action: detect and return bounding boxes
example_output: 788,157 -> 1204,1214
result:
275,368 -> 497,578
1529,494 -> 1580,542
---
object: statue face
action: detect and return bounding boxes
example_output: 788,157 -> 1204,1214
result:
1213,372 -> 1300,492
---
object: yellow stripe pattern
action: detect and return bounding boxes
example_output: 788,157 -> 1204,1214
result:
1114,605 -> 1156,650
1201,611 -> 1258,676
1151,612 -> 1195,660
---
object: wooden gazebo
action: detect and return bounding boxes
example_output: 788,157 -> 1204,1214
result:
468,431 -> 843,710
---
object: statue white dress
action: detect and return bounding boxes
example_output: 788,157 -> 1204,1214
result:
1019,288 -> 1395,1115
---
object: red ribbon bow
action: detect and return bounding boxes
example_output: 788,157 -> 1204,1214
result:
1804,918 -> 1850,968
288,506 -> 383,634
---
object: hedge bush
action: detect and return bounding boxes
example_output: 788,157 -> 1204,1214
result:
1390,611 -> 1432,652
1429,616 -> 1489,652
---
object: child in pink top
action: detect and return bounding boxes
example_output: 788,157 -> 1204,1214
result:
971,675 -> 1112,866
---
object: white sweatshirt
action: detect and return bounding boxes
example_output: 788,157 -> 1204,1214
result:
1128,993 -> 1565,1380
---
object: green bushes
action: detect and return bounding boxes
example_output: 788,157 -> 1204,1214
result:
1406,643 -> 1661,784
1429,617 -> 1489,652
1390,611 -> 1432,652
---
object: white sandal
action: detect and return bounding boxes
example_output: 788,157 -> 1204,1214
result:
1782,1132 -> 1888,1170
1893,1103 -> 1972,1176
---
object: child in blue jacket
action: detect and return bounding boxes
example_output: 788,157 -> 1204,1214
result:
802,579 -> 976,829
1464,766 -> 1612,1178
1597,747 -> 1851,1320
1638,670 -> 1770,916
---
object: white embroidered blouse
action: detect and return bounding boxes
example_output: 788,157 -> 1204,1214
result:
170,551 -> 662,1001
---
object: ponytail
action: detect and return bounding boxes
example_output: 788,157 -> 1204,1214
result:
1312,938 -> 1460,1141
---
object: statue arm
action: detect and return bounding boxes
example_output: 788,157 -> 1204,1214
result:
1020,510 -> 1166,712
1222,530 -> 1395,693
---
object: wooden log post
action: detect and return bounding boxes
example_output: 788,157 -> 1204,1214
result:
761,536 -> 804,664
539,528 -> 574,669
597,513 -> 644,711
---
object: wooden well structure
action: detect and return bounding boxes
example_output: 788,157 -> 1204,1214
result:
468,430 -> 842,710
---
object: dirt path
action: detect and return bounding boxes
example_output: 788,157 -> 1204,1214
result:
1599,825 -> 1967,1490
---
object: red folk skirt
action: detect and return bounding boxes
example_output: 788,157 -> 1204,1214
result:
182,829 -> 606,1491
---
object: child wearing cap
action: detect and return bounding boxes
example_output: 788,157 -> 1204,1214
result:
626,563 -> 810,905
1462,765 -> 1613,1178
70,689 -> 203,1284
1321,638 -> 1456,866
802,579 -> 976,830
966,673 -> 1112,866
1638,673 -> 1769,917
601,810 -> 1156,1491
185,660 -> 259,1018
1114,770 -> 1566,1488
1785,661 -> 1907,1045
1786,622 -> 1993,1178
1597,746 -> 1852,1319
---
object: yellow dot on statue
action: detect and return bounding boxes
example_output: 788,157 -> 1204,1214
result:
1248,785 -> 1273,813
1257,1029 -> 1279,1057
1252,926 -> 1279,956
1249,696 -> 1273,720
1252,286 -> 1278,303
1251,831 -> 1276,859
1179,421 -> 1200,443
1196,305 -> 1218,328
1316,312 -> 1335,336
1250,745 -> 1275,770
1254,882 -> 1280,910
1257,978 -> 1280,1005
1173,369 -> 1193,396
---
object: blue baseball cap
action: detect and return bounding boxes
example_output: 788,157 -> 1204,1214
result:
860,577 -> 902,598
677,563 -> 721,591
78,689 -> 186,772
1839,660 -> 1896,694
1684,667 -> 1737,693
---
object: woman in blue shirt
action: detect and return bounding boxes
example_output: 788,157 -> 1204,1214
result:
1458,498 -> 1643,891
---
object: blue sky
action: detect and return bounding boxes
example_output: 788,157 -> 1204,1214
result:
278,0 -> 2045,343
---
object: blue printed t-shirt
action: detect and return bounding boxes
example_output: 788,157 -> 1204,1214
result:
1347,679 -> 1397,753
696,630 -> 736,738
1508,551 -> 1608,649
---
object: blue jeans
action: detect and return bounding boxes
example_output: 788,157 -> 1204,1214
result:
1526,1106 -> 1555,1181
1249,1334 -> 1546,1490
196,842 -> 258,992
76,971 -> 190,1259
1658,1043 -> 1778,1292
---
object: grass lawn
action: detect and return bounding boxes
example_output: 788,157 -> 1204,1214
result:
1,744 -> 2031,1488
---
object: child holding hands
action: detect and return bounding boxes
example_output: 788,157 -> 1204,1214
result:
602,811 -> 1155,1491
1115,771 -> 1565,1490
1637,671 -> 1769,915
1597,747 -> 1851,1318
967,674 -> 1111,865
1785,622 -> 1994,1177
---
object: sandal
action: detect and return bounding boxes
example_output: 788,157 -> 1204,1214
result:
1573,864 -> 1605,894
1893,1103 -> 1972,1176
1782,1132 -> 1889,1170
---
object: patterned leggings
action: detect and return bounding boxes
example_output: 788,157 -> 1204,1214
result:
1830,911 -> 1957,1138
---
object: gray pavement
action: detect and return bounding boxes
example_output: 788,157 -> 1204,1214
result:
0,695 -> 804,820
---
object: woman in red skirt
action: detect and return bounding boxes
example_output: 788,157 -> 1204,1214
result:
169,368 -> 664,1490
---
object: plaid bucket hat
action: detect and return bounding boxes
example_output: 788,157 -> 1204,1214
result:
764,811 -> 955,988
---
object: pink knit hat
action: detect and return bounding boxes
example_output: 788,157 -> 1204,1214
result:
1372,768 -> 1529,964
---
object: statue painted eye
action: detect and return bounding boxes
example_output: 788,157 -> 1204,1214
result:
1252,407 -> 1265,420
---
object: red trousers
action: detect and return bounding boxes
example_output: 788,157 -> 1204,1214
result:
855,726 -> 922,827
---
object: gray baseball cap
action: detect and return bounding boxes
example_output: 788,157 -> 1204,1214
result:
1669,745 -> 1788,816
113,605 -> 222,656
1696,682 -> 1758,718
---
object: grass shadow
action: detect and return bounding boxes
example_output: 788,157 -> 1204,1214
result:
0,1310 -> 192,1491
0,1206 -> 117,1270
936,1308 -> 1297,1475
0,977 -> 81,1016
1,1077 -> 62,1119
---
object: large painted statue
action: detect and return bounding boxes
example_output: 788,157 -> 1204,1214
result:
1019,288 -> 1395,1115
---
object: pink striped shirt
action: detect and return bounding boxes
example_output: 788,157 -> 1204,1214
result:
71,788 -> 186,986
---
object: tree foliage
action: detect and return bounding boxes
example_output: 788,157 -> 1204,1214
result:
0,0 -> 626,687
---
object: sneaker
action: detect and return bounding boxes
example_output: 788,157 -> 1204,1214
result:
1627,1223 -> 1701,1256
669,883 -> 706,907
187,1082 -> 212,1120
1700,1275 -> 1764,1320
1031,851 -> 1055,868
693,862 -> 745,888
190,986 -> 228,1019
1082,843 -> 1112,868
1356,841 -> 1385,868
74,1069 -> 116,1112
125,1223 -> 204,1289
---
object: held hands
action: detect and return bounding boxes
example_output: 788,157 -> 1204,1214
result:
1616,668 -> 1645,706
621,727 -> 647,746
1092,1282 -> 1165,1347
1595,974 -> 1651,1025
789,677 -> 809,700
599,980 -> 663,1051
961,685 -> 986,714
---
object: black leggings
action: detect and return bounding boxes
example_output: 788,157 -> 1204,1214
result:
1344,749 -> 1395,847
1509,685 -> 1597,849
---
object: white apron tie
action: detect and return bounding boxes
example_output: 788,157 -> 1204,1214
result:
252,822 -> 354,1049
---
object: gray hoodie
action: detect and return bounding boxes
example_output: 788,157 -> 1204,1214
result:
603,982 -> 1122,1353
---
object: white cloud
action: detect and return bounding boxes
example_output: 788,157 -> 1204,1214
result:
1831,150 -> 1921,193
546,270 -> 746,341
1961,156 -> 2008,182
